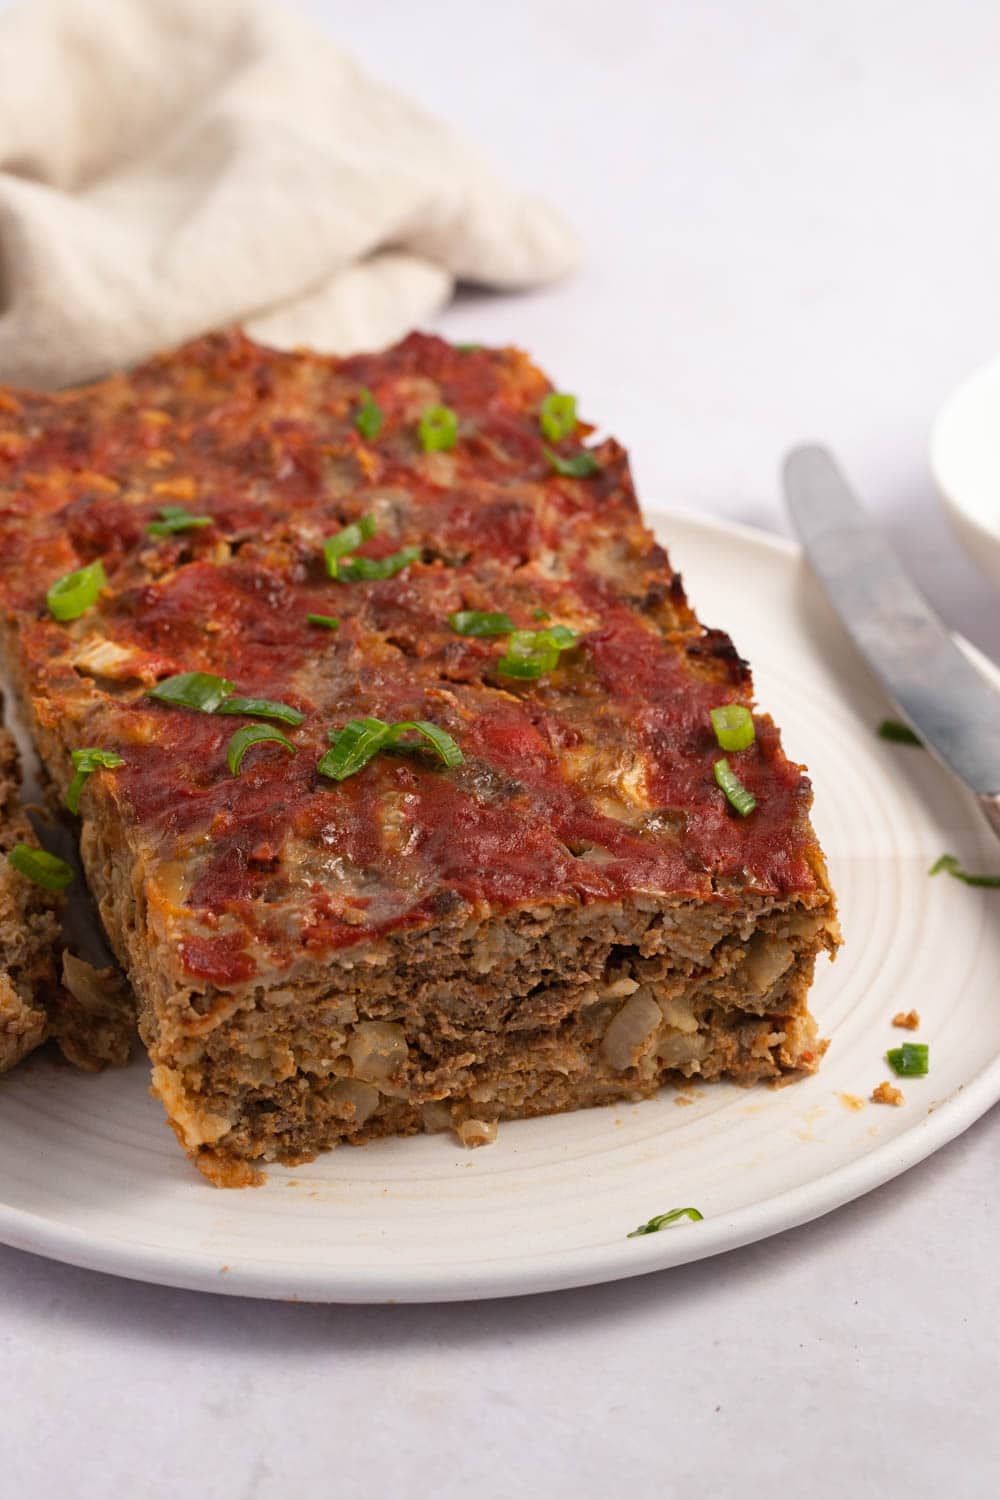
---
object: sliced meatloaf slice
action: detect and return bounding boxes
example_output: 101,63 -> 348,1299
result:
0,725 -> 61,1072
0,713 -> 134,1075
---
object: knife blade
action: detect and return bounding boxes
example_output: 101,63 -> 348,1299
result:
783,444 -> 1000,843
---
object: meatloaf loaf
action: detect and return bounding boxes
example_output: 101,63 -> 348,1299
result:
0,331 -> 839,1184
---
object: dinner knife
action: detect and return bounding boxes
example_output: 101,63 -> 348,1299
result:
783,444 -> 1000,844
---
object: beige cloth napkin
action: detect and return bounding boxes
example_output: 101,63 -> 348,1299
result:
0,0 -> 579,388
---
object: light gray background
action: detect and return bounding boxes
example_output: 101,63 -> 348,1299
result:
4,2 -> 999,1496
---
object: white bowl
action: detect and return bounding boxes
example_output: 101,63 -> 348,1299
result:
930,357 -> 1000,591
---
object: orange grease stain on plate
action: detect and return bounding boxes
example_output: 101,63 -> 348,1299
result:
794,1104 -> 829,1143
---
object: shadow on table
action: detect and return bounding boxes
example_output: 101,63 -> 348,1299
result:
2,1104 -> 994,1350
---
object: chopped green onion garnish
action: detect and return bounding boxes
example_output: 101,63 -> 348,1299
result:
317,717 -> 463,781
929,853 -> 1000,888
355,389 -> 383,442
532,608 -> 551,621
336,545 -> 421,582
419,405 -> 459,452
323,514 -> 377,578
449,610 -> 516,638
877,719 -> 922,746
217,696 -> 305,727
147,505 -> 212,536
46,560 -> 106,622
886,1042 -> 929,1078
147,672 -> 235,713
65,747 -> 125,814
627,1207 -> 704,1238
226,723 -> 297,776
710,704 -> 755,753
539,392 -> 578,443
307,614 -> 340,630
455,342 -> 481,353
318,718 -> 390,780
147,674 -> 306,729
544,446 -> 600,478
496,625 -> 578,680
7,843 -> 74,891
713,757 -> 757,816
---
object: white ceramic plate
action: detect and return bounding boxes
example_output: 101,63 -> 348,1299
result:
2,513 -> 999,1304
930,357 -> 1000,590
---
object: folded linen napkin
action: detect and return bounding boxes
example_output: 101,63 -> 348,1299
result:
0,0 -> 579,388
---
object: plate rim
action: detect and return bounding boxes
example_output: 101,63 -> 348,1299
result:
2,510 -> 998,1304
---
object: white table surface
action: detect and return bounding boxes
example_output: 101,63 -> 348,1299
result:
4,2 -> 1000,1496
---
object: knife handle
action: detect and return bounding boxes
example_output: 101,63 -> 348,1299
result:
980,794 -> 1000,846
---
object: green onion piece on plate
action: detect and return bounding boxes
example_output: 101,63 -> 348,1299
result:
306,614 -> 340,630
147,505 -> 212,536
355,389 -> 383,442
448,610 -> 516,638
929,853 -> 1000,888
65,747 -> 125,814
455,342 -> 481,353
497,625 -> 577,679
627,1207 -> 704,1238
217,696 -> 305,726
886,1042 -> 929,1077
532,607 -> 551,621
7,843 -> 74,891
147,672 -> 236,713
46,560 -> 107,622
713,757 -> 757,816
323,514 -> 377,579
336,545 -> 421,582
317,717 -> 463,781
539,392 -> 578,443
710,704 -> 755,752
418,405 -> 459,453
877,718 -> 922,746
544,446 -> 600,478
226,723 -> 297,776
